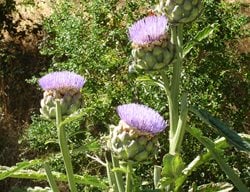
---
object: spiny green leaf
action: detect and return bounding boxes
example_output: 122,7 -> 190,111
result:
190,106 -> 250,152
183,23 -> 218,57
162,154 -> 185,179
60,108 -> 87,127
0,159 -> 41,180
0,167 -> 107,189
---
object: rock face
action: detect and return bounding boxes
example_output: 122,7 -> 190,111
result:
0,1 -> 52,190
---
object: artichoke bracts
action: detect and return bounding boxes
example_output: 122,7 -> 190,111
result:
109,103 -> 167,162
164,0 -> 202,23
38,71 -> 85,119
40,90 -> 82,118
128,15 -> 174,71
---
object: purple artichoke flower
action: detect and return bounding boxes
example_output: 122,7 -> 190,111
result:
117,103 -> 167,134
39,71 -> 85,91
128,15 -> 168,46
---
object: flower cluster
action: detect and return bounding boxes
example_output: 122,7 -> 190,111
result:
109,103 -> 167,162
117,103 -> 167,135
128,15 -> 174,71
39,71 -> 85,93
39,71 -> 85,118
128,15 -> 168,47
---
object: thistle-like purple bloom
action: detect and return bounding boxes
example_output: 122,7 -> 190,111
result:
128,15 -> 168,46
117,103 -> 167,134
39,71 -> 85,91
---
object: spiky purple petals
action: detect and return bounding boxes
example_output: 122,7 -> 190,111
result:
117,103 -> 167,134
39,71 -> 85,91
128,15 -> 168,46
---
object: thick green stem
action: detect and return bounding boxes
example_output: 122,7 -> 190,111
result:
170,93 -> 188,155
168,24 -> 184,155
44,163 -> 60,192
56,100 -> 77,192
111,154 -> 125,192
169,26 -> 179,139
105,153 -> 119,192
125,161 -> 133,192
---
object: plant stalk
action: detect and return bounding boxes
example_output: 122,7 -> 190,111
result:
56,100 -> 77,192
105,152 -> 119,192
44,162 -> 60,192
168,24 -> 185,155
111,154 -> 125,192
125,161 -> 133,192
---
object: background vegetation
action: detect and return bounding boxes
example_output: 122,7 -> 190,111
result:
0,0 -> 249,191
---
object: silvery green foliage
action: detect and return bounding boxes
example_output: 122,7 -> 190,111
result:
109,121 -> 159,162
164,0 -> 202,23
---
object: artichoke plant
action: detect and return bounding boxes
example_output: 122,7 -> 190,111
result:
109,103 -> 167,162
39,71 -> 85,119
128,15 -> 174,72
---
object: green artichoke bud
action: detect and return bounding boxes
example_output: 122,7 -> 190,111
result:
128,15 -> 175,72
164,0 -> 202,23
131,41 -> 175,71
109,120 -> 159,162
38,71 -> 85,119
40,90 -> 82,119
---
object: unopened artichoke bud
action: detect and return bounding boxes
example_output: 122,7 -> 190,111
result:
39,71 -> 85,119
109,103 -> 167,162
128,15 -> 174,71
164,0 -> 202,23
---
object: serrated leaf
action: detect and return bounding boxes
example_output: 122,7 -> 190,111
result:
0,166 -> 107,189
0,159 -> 41,180
162,154 -> 185,179
187,126 -> 249,192
190,106 -> 250,152
189,182 -> 234,192
59,109 -> 87,127
183,23 -> 218,57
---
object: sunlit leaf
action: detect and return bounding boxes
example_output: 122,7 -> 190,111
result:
60,108 -> 87,127
183,23 -> 218,57
190,106 -> 250,152
161,154 -> 185,188
0,159 -> 41,180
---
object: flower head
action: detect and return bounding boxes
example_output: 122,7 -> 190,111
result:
117,103 -> 167,134
39,71 -> 85,92
128,15 -> 168,46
